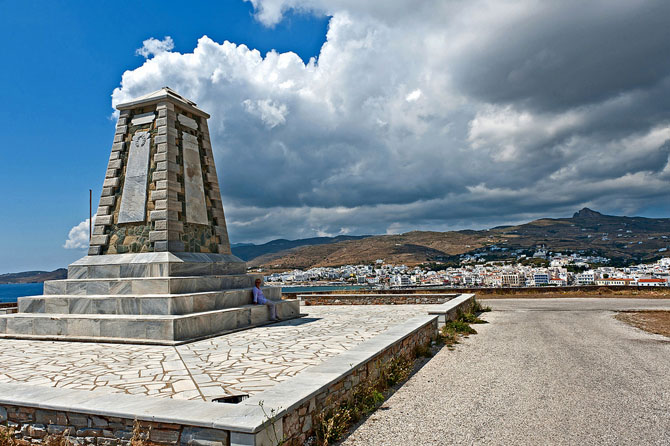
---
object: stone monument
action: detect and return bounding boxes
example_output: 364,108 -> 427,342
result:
0,87 -> 299,344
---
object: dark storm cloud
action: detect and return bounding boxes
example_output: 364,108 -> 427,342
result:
455,0 -> 670,113
103,0 -> 670,244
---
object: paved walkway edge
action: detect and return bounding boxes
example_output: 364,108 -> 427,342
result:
0,294 -> 475,446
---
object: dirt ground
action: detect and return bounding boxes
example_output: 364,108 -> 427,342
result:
615,311 -> 670,337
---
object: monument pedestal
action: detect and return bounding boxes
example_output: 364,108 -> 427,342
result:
0,254 -> 299,345
0,88 -> 300,344
0,294 -> 298,346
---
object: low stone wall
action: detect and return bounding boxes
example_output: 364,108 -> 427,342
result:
0,306 -> 17,314
0,301 -> 16,314
0,406 -> 227,446
280,318 -> 436,445
294,293 -> 458,305
286,285 -> 670,299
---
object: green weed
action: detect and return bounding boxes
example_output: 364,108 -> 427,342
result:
379,355 -> 413,388
471,299 -> 492,313
315,353 -> 414,445
413,343 -> 433,358
458,312 -> 487,324
444,319 -> 477,335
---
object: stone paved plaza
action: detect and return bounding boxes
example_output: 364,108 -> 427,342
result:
0,305 -> 427,401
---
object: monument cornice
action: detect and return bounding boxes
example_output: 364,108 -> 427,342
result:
116,86 -> 211,118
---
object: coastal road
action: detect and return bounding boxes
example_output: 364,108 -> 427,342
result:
340,298 -> 670,446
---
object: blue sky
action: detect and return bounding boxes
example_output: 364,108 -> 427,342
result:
0,1 -> 328,273
2,0 -> 670,273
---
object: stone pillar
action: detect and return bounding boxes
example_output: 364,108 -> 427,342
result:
86,87 -> 234,256
150,100 -> 185,252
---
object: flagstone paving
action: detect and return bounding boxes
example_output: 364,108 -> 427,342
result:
0,305 -> 428,401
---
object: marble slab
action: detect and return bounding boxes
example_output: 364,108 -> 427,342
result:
118,132 -> 151,223
178,113 -> 198,130
0,299 -> 300,344
131,112 -> 155,126
182,133 -> 208,225
183,133 -> 198,144
67,252 -> 246,278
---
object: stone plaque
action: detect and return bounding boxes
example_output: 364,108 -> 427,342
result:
118,131 -> 151,223
178,114 -> 198,130
182,133 -> 208,225
131,112 -> 155,126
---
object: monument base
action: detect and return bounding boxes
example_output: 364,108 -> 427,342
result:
0,299 -> 299,345
0,253 -> 300,345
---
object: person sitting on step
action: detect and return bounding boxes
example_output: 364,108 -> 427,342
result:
252,278 -> 278,321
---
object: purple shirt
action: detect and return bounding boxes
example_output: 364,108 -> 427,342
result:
253,286 -> 268,304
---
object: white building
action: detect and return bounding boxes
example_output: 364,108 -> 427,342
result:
391,274 -> 411,287
533,273 -> 550,286
501,273 -> 521,287
576,271 -> 596,285
637,278 -> 667,287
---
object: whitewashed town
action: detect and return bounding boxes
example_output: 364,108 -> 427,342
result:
262,250 -> 670,288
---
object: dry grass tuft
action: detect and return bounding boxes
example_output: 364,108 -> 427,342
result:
0,425 -> 16,446
0,425 -> 73,446
130,420 -> 149,446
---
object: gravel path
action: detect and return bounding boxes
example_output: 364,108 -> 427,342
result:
341,298 -> 670,446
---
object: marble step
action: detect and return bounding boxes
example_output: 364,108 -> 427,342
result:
67,252 -> 247,279
0,300 -> 300,345
18,287 -> 281,316
43,274 -> 262,296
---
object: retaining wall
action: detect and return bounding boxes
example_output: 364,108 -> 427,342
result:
279,314 -> 436,444
298,293 -> 458,305
0,408 -> 219,446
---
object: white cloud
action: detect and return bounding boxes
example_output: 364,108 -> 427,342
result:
242,99 -> 288,128
136,36 -> 175,59
405,89 -> 422,102
64,216 -> 95,250
107,1 -> 670,243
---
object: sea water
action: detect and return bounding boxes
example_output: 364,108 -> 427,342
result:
281,285 -> 369,292
0,283 -> 43,303
0,283 -> 364,303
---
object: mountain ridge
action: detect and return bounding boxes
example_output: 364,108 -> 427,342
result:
248,208 -> 670,270
230,235 -> 370,261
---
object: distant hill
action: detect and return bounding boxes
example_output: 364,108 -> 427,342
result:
250,208 -> 670,270
0,269 -> 67,284
5,208 -> 669,277
249,230 -> 503,270
231,235 -> 370,261
484,208 -> 670,261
